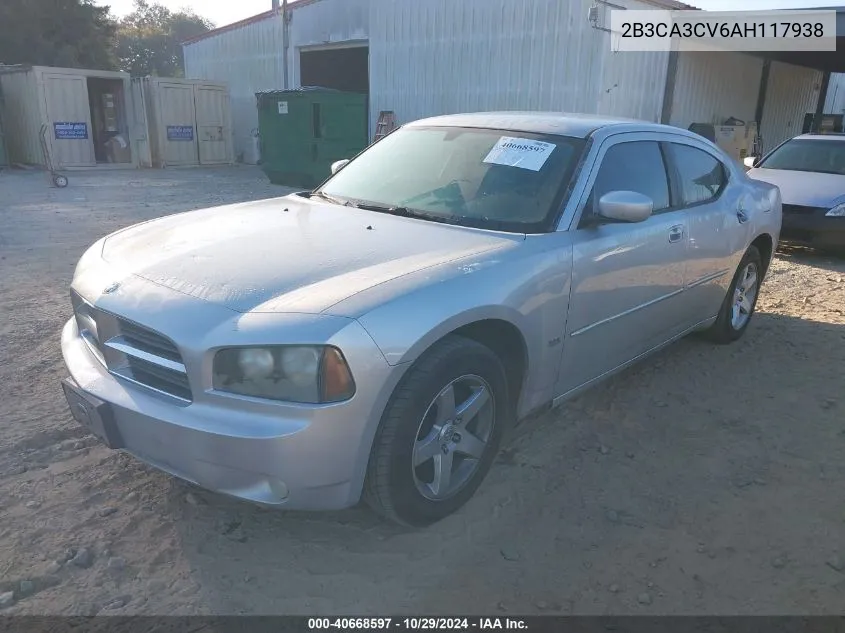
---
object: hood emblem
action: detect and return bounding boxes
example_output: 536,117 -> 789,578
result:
103,282 -> 120,295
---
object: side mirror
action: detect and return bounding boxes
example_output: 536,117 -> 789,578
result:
743,156 -> 757,169
597,191 -> 653,223
330,159 -> 350,175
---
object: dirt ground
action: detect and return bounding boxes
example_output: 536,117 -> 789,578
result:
1,165 -> 844,616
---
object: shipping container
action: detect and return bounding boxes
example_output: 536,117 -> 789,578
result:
134,76 -> 234,168
0,65 -> 137,169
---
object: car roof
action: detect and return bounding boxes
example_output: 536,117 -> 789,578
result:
793,133 -> 845,141
404,112 -> 693,139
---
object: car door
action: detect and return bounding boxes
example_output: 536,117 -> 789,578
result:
664,140 -> 748,325
554,135 -> 690,397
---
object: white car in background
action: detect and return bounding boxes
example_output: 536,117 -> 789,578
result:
746,134 -> 845,251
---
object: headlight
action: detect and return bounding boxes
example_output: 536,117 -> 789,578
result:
826,203 -> 845,217
212,345 -> 355,404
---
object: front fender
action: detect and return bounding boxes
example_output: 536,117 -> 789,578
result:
366,304 -> 530,367
355,238 -> 574,416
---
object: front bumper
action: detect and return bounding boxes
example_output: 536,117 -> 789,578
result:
780,209 -> 845,249
60,317 -> 399,510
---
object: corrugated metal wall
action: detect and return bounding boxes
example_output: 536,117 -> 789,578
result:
370,0 -> 673,136
595,0 -> 670,122
760,61 -> 822,152
669,52 -> 764,131
824,73 -> 845,114
0,69 -> 44,165
184,15 -> 285,163
290,0 -> 369,58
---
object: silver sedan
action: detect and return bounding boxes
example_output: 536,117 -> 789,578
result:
61,113 -> 782,526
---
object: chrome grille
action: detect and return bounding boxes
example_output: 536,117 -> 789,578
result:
71,291 -> 192,403
116,355 -> 193,402
117,318 -> 182,363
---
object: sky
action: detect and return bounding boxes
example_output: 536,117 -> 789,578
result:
95,0 -> 845,29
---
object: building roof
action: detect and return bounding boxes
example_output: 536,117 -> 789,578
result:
182,0 -> 698,47
0,64 -> 129,79
182,0 -> 325,46
406,112 -> 686,138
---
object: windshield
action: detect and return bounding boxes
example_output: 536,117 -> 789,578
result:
758,138 -> 845,175
317,126 -> 585,233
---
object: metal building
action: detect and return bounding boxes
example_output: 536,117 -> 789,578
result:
0,65 -> 137,169
183,0 -> 368,164
183,0 -> 836,162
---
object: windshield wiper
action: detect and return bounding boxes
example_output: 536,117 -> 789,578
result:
306,191 -> 350,206
353,202 -> 413,215
352,202 -> 470,225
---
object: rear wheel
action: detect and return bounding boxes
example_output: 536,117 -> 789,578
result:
703,245 -> 762,344
364,335 -> 510,527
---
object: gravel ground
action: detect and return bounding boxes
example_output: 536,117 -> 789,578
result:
1,165 -> 844,616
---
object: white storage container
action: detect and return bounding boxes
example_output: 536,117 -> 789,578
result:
133,76 -> 234,168
0,65 -> 137,169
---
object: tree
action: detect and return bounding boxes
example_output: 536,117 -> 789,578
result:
0,0 -> 116,70
116,1 -> 213,77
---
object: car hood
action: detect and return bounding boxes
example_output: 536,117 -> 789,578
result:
746,168 -> 845,208
101,196 -> 520,314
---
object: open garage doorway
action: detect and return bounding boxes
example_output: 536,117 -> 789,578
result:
299,44 -> 369,136
299,45 -> 369,95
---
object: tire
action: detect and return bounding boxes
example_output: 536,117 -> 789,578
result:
702,245 -> 763,344
364,335 -> 510,527
53,174 -> 68,188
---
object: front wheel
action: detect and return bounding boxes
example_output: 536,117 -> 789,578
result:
364,335 -> 510,527
702,245 -> 763,344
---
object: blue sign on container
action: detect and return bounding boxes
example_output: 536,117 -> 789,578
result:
167,125 -> 194,141
54,122 -> 88,140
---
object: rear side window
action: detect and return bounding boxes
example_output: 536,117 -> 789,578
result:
590,141 -> 671,212
668,143 -> 727,206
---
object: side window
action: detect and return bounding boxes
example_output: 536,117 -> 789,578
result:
588,141 -> 671,217
668,143 -> 727,206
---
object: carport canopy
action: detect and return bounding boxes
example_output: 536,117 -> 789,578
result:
747,6 -> 845,73
748,6 -> 845,131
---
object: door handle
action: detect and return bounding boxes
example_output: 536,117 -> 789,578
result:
668,225 -> 684,243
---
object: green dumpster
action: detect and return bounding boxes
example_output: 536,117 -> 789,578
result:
256,87 -> 369,188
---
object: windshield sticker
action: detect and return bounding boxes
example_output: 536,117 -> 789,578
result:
483,136 -> 556,171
